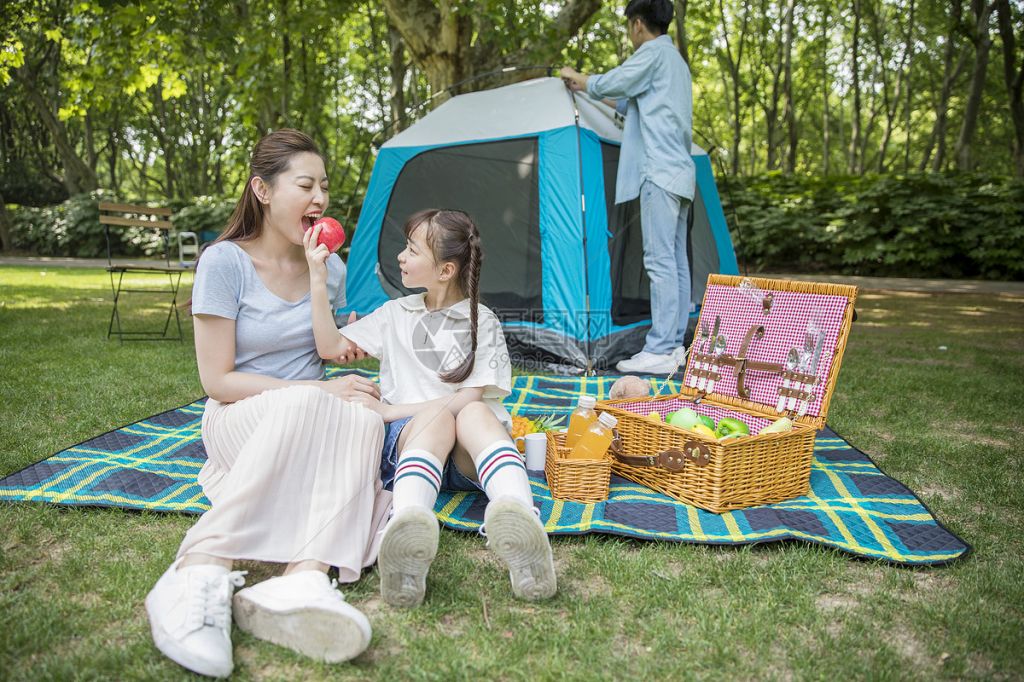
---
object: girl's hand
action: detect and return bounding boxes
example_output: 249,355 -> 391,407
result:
321,374 -> 380,402
303,223 -> 330,284
334,312 -> 368,364
335,344 -> 368,364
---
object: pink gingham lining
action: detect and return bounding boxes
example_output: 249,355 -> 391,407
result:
610,398 -> 773,435
683,284 -> 850,418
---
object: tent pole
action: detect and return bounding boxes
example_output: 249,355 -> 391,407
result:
565,87 -> 594,376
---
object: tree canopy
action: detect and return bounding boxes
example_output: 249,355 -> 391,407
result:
2,0 -> 1022,214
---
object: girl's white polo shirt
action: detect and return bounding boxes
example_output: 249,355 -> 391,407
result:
341,294 -> 513,430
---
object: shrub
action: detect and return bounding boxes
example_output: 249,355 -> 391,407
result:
719,172 -> 1024,280
9,191 -> 110,257
6,193 -> 237,258
171,196 -> 236,243
7,174 -> 1022,280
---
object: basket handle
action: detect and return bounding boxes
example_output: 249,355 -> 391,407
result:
613,440 -> 711,471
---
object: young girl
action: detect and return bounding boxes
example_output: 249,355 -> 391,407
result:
305,208 -> 557,608
145,129 -> 389,677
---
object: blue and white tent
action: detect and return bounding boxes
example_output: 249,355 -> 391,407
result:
343,77 -> 738,370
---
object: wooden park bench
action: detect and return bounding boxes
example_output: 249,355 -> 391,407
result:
100,201 -> 195,343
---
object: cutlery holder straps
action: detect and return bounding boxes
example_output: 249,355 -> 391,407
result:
713,324 -> 784,398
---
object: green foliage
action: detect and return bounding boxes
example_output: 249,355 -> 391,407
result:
4,0 -> 1019,209
7,193 -> 359,257
0,157 -> 68,207
722,172 -> 1024,279
9,192 -> 104,257
170,196 -> 235,240
9,172 -> 1022,282
10,191 -> 181,258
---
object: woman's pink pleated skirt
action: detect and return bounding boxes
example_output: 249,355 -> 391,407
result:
176,385 -> 391,583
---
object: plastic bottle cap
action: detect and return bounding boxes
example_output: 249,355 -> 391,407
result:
577,395 -> 597,409
597,412 -> 617,429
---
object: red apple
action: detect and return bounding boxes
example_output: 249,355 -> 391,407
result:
312,217 -> 346,253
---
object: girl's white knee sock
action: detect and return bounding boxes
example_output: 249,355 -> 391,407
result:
392,449 -> 443,513
473,440 -> 534,510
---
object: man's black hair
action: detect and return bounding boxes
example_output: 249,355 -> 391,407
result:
624,0 -> 673,35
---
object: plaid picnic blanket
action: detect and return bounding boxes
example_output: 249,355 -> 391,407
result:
0,369 -> 969,566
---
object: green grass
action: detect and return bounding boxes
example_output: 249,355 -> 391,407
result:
1,265 -> 1023,680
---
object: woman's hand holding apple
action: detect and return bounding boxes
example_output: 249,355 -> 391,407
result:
303,223 -> 331,284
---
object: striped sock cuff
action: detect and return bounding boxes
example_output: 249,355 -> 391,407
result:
475,442 -> 526,489
395,450 -> 443,493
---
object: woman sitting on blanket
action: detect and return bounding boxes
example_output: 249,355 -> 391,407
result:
305,208 -> 556,608
145,129 -> 389,677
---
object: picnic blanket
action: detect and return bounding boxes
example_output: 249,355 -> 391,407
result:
0,369 -> 969,566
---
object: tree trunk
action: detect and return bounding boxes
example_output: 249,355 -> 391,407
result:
388,22 -> 408,132
215,144 -> 224,195
368,4 -> 391,125
837,86 -> 847,170
996,0 -> 1024,176
903,0 -> 916,171
822,1 -> 830,175
925,0 -> 967,171
281,0 -> 291,125
781,0 -> 797,172
108,129 -> 119,193
197,67 -> 212,196
381,0 -> 473,94
849,0 -> 863,174
860,60 -> 884,171
869,1 -> 902,172
298,0 -> 309,133
381,0 -> 600,96
674,0 -> 690,66
717,0 -> 751,176
0,188 -> 12,252
84,111 -> 97,173
955,0 -> 997,171
150,83 -> 176,199
14,67 -> 98,195
763,2 -> 786,171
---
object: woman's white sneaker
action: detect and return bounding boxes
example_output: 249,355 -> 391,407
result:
145,559 -> 247,678
232,570 -> 371,663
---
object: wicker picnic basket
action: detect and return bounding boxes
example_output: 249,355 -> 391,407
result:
598,275 -> 858,513
544,430 -> 613,504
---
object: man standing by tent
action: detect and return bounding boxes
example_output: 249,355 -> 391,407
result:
560,0 -> 694,374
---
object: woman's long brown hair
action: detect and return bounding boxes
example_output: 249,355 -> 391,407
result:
213,128 -> 323,246
404,209 -> 483,384
185,129 -> 323,310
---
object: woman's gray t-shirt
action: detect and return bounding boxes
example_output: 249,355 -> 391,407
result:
191,241 -> 346,381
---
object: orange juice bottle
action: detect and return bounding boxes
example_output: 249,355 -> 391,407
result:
565,395 -> 598,448
569,412 -> 618,460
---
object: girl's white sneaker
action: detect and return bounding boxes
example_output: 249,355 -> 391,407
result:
483,496 -> 557,601
377,505 -> 439,608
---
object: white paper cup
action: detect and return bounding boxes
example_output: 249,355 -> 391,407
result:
515,432 -> 548,471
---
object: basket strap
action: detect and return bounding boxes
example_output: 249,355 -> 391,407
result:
614,441 -> 712,471
615,453 -> 662,467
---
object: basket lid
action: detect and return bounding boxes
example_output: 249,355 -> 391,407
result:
680,275 -> 858,429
